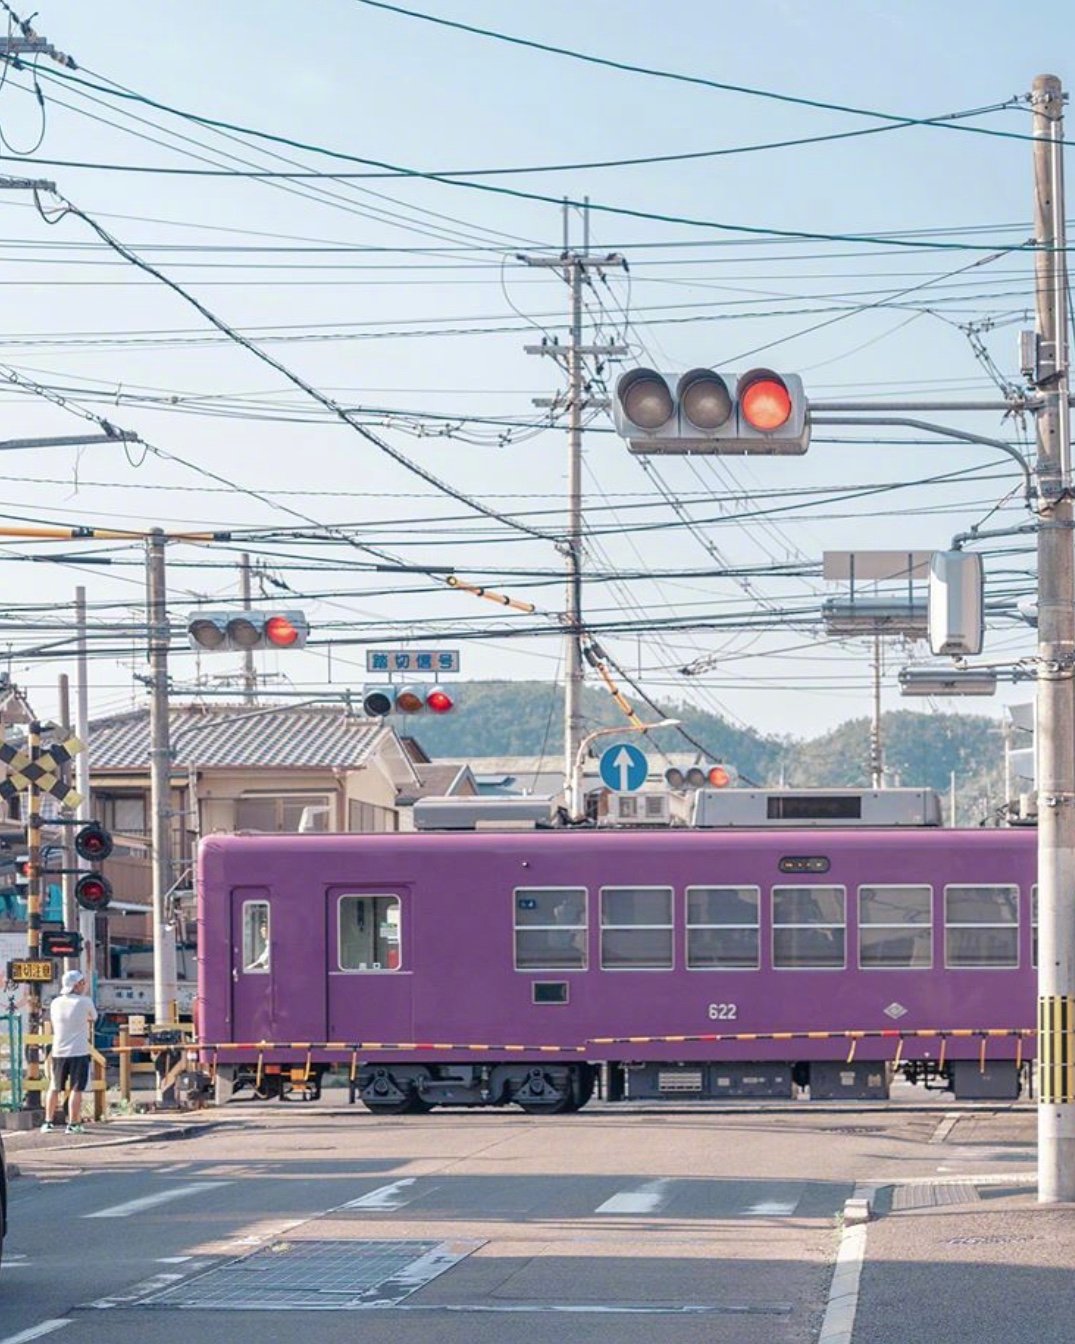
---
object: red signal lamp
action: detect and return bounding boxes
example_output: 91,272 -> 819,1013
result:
706,765 -> 731,788
75,822 -> 113,862
426,687 -> 454,714
75,873 -> 113,912
265,615 -> 301,647
739,369 -> 793,432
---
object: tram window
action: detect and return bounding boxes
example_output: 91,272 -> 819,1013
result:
858,885 -> 932,969
1032,886 -> 1038,967
686,886 -> 760,969
514,887 -> 587,971
338,894 -> 401,971
242,901 -> 270,973
600,887 -> 673,970
772,886 -> 846,969
944,885 -> 1018,968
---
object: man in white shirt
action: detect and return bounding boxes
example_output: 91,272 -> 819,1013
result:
43,968 -> 97,1134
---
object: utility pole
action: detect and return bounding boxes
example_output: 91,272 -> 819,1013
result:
522,203 -> 627,810
869,633 -> 885,788
1031,74 -> 1075,1204
146,529 -> 178,1033
239,552 -> 257,705
74,587 -> 94,984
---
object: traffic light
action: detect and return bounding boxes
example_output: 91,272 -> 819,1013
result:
186,610 -> 309,652
41,929 -> 83,957
665,763 -> 736,789
74,821 -> 113,862
362,685 -> 456,716
613,366 -> 809,455
75,872 -> 112,912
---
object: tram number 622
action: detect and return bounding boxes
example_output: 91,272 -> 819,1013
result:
707,1002 -> 738,1021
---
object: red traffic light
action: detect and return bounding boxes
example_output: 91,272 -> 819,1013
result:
426,687 -> 454,714
75,822 -> 113,862
265,615 -> 302,647
75,873 -> 112,912
706,765 -> 731,788
739,369 -> 793,432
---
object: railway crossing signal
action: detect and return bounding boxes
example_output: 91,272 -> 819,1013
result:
612,366 -> 809,455
362,685 -> 456,716
0,732 -> 84,809
41,929 -> 83,957
74,821 -> 113,862
75,872 -> 112,912
186,609 -> 309,652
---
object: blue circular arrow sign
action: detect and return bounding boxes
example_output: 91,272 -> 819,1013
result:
598,741 -> 648,793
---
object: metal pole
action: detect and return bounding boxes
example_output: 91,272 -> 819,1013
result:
58,674 -> 77,968
22,720 -> 42,1112
147,530 -> 178,1034
1031,74 -> 1075,1203
240,552 -> 256,705
74,587 -> 94,984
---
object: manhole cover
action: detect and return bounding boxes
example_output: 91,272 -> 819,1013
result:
130,1239 -> 481,1310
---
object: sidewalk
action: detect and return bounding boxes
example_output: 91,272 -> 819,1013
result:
841,1113 -> 1074,1344
2,1110 -> 219,1159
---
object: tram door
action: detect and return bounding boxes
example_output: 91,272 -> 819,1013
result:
326,886 -> 413,1043
230,887 -> 327,1045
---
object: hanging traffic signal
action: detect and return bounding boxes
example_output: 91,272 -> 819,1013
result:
613,366 -> 809,455
74,821 -> 113,863
362,685 -> 456,716
75,872 -> 112,911
186,610 -> 309,652
665,763 -> 736,790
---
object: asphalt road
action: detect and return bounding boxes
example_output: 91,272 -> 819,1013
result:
0,1096 -> 1045,1344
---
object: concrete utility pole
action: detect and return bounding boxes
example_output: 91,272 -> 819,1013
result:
869,633 -> 884,788
1031,74 -> 1075,1204
146,530 -> 178,1030
522,204 -> 627,810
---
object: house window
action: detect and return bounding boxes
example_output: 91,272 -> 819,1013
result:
772,886 -> 846,969
858,885 -> 932,969
348,799 -> 398,833
600,886 -> 673,969
514,887 -> 587,970
686,886 -> 760,969
236,794 -> 332,833
100,794 -> 147,836
338,895 -> 401,971
945,885 -> 1018,968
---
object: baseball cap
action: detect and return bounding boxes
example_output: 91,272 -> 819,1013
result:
61,968 -> 85,994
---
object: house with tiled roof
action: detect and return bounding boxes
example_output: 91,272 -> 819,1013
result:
87,704 -> 425,931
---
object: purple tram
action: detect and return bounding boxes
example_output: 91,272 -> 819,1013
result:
197,803 -> 1038,1112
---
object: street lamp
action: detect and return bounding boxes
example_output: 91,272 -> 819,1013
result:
569,719 -> 681,822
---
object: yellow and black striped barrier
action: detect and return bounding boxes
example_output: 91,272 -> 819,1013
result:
1037,995 -> 1075,1104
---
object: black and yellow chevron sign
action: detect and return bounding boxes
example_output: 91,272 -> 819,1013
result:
0,733 -> 84,809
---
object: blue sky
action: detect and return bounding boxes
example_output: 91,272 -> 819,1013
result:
0,1 -> 1067,749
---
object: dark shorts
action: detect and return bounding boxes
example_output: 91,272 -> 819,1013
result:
50,1055 -> 90,1092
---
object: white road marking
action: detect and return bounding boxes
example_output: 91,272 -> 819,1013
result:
596,1178 -> 673,1214
744,1199 -> 798,1216
156,1256 -> 193,1264
343,1178 -> 417,1209
929,1112 -> 962,1145
83,1180 -> 229,1219
0,1322 -> 72,1344
817,1184 -> 875,1344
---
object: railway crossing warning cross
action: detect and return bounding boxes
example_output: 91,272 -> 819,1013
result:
0,732 -> 84,809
